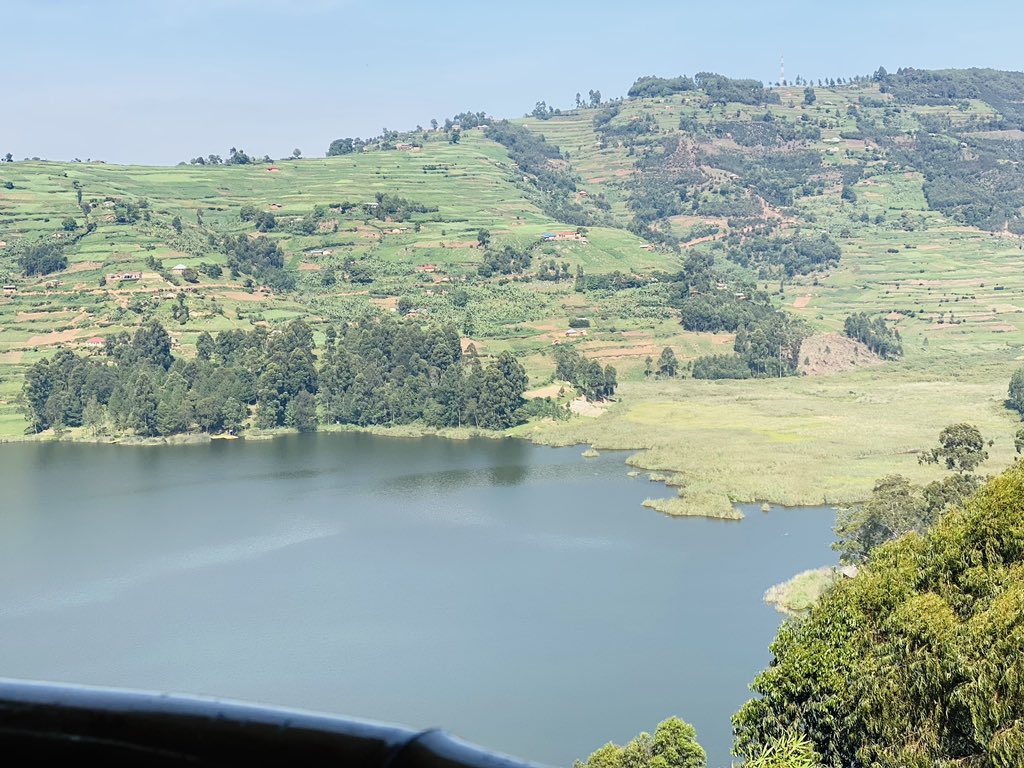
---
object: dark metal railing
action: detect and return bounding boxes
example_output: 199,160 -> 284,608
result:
0,678 -> 548,768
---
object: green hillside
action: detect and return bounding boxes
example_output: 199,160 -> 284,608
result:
4,68 -> 1024,515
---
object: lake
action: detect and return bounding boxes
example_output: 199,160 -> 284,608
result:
0,434 -> 836,767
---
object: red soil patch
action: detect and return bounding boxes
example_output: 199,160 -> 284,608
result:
793,295 -> 812,309
298,262 -> 322,271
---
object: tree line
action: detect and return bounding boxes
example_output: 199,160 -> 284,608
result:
20,317 -> 531,437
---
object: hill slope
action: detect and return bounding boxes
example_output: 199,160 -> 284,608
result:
3,68 -> 1024,514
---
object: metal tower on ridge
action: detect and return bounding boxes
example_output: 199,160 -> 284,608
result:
780,56 -> 785,85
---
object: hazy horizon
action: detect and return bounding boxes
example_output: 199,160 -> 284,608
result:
7,0 -> 1023,165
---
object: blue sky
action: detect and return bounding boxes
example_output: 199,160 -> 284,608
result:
6,0 -> 1023,164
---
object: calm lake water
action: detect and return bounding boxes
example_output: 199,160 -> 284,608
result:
0,434 -> 835,767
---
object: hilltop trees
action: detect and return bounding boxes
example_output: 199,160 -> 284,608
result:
627,76 -> 694,99
327,137 -> 361,156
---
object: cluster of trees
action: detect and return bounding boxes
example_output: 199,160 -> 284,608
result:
239,205 -> 276,232
1008,366 -> 1024,417
220,234 -> 295,291
574,269 -> 649,292
575,717 -> 706,768
486,121 -> 575,196
689,312 -> 805,379
326,137 -> 369,156
709,148 -> 824,208
710,116 -> 821,147
186,148 -> 273,165
19,240 -> 68,276
318,317 -> 526,429
530,101 -> 563,120
627,75 -> 695,99
20,320 -> 310,437
572,90 -> 603,109
536,259 -> 571,282
880,67 -> 1024,126
592,104 -> 658,145
903,133 -> 1024,233
734,439 -> 1022,768
477,244 -> 532,277
843,312 -> 903,359
552,345 -> 616,401
21,318 -> 533,437
367,192 -> 437,222
726,232 -> 841,277
647,347 -> 678,378
446,111 -> 490,130
833,423 -> 987,564
693,72 -> 780,105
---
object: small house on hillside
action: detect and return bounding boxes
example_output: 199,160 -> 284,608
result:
85,336 -> 105,347
2,284 -> 16,294
171,264 -> 188,273
395,142 -> 414,151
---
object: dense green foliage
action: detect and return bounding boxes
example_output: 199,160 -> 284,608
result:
319,317 -> 525,430
726,232 -> 841,277
919,422 -> 989,473
735,462 -> 1024,767
843,312 -> 904,359
693,72 -> 780,105
553,345 -> 616,400
681,292 -> 806,379
20,318 -> 530,436
221,234 -> 295,291
627,75 -> 695,99
575,716 -> 706,768
18,241 -> 68,276
834,425 -> 986,563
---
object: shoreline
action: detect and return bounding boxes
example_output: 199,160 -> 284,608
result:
0,418 -> 845,520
